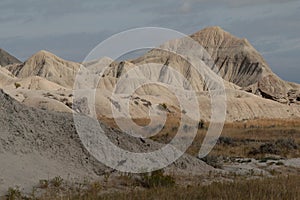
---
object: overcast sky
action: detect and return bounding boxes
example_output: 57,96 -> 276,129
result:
0,0 -> 299,83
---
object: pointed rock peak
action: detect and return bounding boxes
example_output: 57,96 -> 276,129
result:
0,48 -> 21,66
202,26 -> 227,33
36,49 -> 52,55
25,50 -> 69,66
191,26 -> 252,48
192,26 -> 230,37
30,50 -> 57,59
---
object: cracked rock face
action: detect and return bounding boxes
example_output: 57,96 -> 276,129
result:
190,26 -> 270,87
105,26 -> 299,105
288,89 -> 300,104
190,26 -> 300,104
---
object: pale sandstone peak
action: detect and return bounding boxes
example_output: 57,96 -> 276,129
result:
5,50 -> 80,88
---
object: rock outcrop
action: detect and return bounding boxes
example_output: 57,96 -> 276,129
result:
0,67 -> 16,87
0,48 -> 21,66
100,26 -> 300,104
1,26 -> 300,122
190,26 -> 300,104
5,50 -> 80,88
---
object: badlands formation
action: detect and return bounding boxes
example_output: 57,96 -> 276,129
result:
0,26 -> 299,122
0,26 -> 300,195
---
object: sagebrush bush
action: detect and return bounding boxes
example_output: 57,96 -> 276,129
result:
217,136 -> 235,146
275,138 -> 298,150
140,169 -> 175,188
248,138 -> 299,156
14,82 -> 21,89
51,176 -> 63,188
6,187 -> 22,200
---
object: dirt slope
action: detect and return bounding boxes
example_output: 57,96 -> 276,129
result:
0,89 -> 212,194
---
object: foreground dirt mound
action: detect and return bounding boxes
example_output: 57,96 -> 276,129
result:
0,89 -> 106,194
0,89 -> 212,195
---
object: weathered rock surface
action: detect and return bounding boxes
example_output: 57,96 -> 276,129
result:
1,26 -> 300,122
190,26 -> 300,104
5,50 -> 80,88
0,67 -> 16,87
0,48 -> 21,66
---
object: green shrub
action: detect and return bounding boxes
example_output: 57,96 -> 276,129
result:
50,176 -> 63,188
218,136 -> 235,146
141,169 -> 175,188
249,138 -> 298,156
275,138 -> 298,150
6,187 -> 22,200
14,82 -> 21,89
86,181 -> 102,196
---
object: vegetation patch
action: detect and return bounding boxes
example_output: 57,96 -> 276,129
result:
249,138 -> 298,156
140,169 -> 175,188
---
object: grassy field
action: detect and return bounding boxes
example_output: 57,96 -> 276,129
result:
6,175 -> 300,200
99,175 -> 300,200
186,126 -> 300,159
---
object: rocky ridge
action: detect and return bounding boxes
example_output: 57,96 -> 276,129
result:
0,48 -> 21,66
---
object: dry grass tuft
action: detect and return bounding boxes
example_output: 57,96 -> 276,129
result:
98,175 -> 300,200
